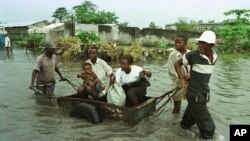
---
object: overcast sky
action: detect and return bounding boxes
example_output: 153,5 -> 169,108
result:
0,0 -> 249,28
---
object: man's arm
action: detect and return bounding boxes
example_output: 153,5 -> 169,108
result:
144,70 -> 152,78
168,53 -> 178,79
174,58 -> 185,89
29,70 -> 38,88
55,67 -> 66,80
139,70 -> 152,78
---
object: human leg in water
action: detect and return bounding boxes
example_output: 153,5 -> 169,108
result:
172,100 -> 181,114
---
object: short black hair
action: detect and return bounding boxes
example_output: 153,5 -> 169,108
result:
120,54 -> 134,64
82,62 -> 92,68
89,46 -> 98,53
177,35 -> 188,44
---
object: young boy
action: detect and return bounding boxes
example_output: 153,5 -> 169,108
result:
77,62 -> 105,99
168,35 -> 190,114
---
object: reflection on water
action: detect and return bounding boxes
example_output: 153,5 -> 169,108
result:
1,49 -> 250,141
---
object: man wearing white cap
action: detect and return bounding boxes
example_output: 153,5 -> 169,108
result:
174,30 -> 217,139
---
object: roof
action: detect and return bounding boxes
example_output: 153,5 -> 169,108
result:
28,23 -> 64,33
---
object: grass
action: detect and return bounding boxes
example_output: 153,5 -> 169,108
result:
218,51 -> 250,62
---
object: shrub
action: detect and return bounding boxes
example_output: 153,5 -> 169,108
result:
57,37 -> 82,59
75,30 -> 100,44
239,40 -> 250,50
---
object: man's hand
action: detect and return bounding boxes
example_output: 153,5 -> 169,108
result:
183,74 -> 190,81
139,70 -> 145,78
179,79 -> 186,89
109,76 -> 116,85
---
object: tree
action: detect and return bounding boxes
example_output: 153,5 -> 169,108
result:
175,17 -> 196,32
73,0 -> 97,23
118,22 -> 129,27
224,9 -> 250,19
148,22 -> 157,29
208,20 -> 215,23
93,11 -> 118,24
148,22 -> 161,29
73,0 -> 119,24
198,20 -> 203,24
219,9 -> 250,52
52,7 -> 69,22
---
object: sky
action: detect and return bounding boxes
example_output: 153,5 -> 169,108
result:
0,0 -> 250,28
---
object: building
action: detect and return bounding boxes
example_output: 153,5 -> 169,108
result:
165,23 -> 222,32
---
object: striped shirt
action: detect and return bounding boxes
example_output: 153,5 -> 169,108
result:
182,49 -> 217,94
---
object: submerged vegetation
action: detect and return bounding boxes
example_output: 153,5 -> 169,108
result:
56,37 -> 82,59
219,52 -> 250,61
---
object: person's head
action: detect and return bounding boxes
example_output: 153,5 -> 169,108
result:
44,42 -> 56,58
82,62 -> 92,74
196,30 -> 216,54
119,54 -> 133,72
175,35 -> 188,52
88,46 -> 98,63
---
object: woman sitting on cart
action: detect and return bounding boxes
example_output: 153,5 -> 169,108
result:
111,54 -> 152,107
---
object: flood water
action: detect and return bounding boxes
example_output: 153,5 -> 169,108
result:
1,48 -> 250,141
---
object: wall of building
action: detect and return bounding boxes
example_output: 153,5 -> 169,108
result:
6,23 -> 203,47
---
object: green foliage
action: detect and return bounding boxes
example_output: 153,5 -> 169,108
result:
10,34 -> 26,42
73,0 -> 118,24
124,40 -> 143,61
148,22 -> 162,29
224,9 -> 250,18
73,0 -> 97,23
175,17 -> 196,32
75,30 -> 100,44
148,22 -> 157,29
219,9 -> 250,53
198,20 -> 203,24
93,11 -> 118,24
29,34 -> 45,45
187,39 -> 198,50
9,34 -> 27,47
57,37 -> 82,59
239,40 -> 250,50
157,40 -> 169,48
219,52 -> 250,63
52,7 -> 70,22
102,43 -> 123,62
208,20 -> 215,23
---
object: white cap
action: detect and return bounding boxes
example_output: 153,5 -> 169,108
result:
196,30 -> 216,44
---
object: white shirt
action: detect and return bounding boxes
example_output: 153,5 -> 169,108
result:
168,49 -> 190,86
115,65 -> 143,85
5,36 -> 11,47
86,58 -> 113,86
